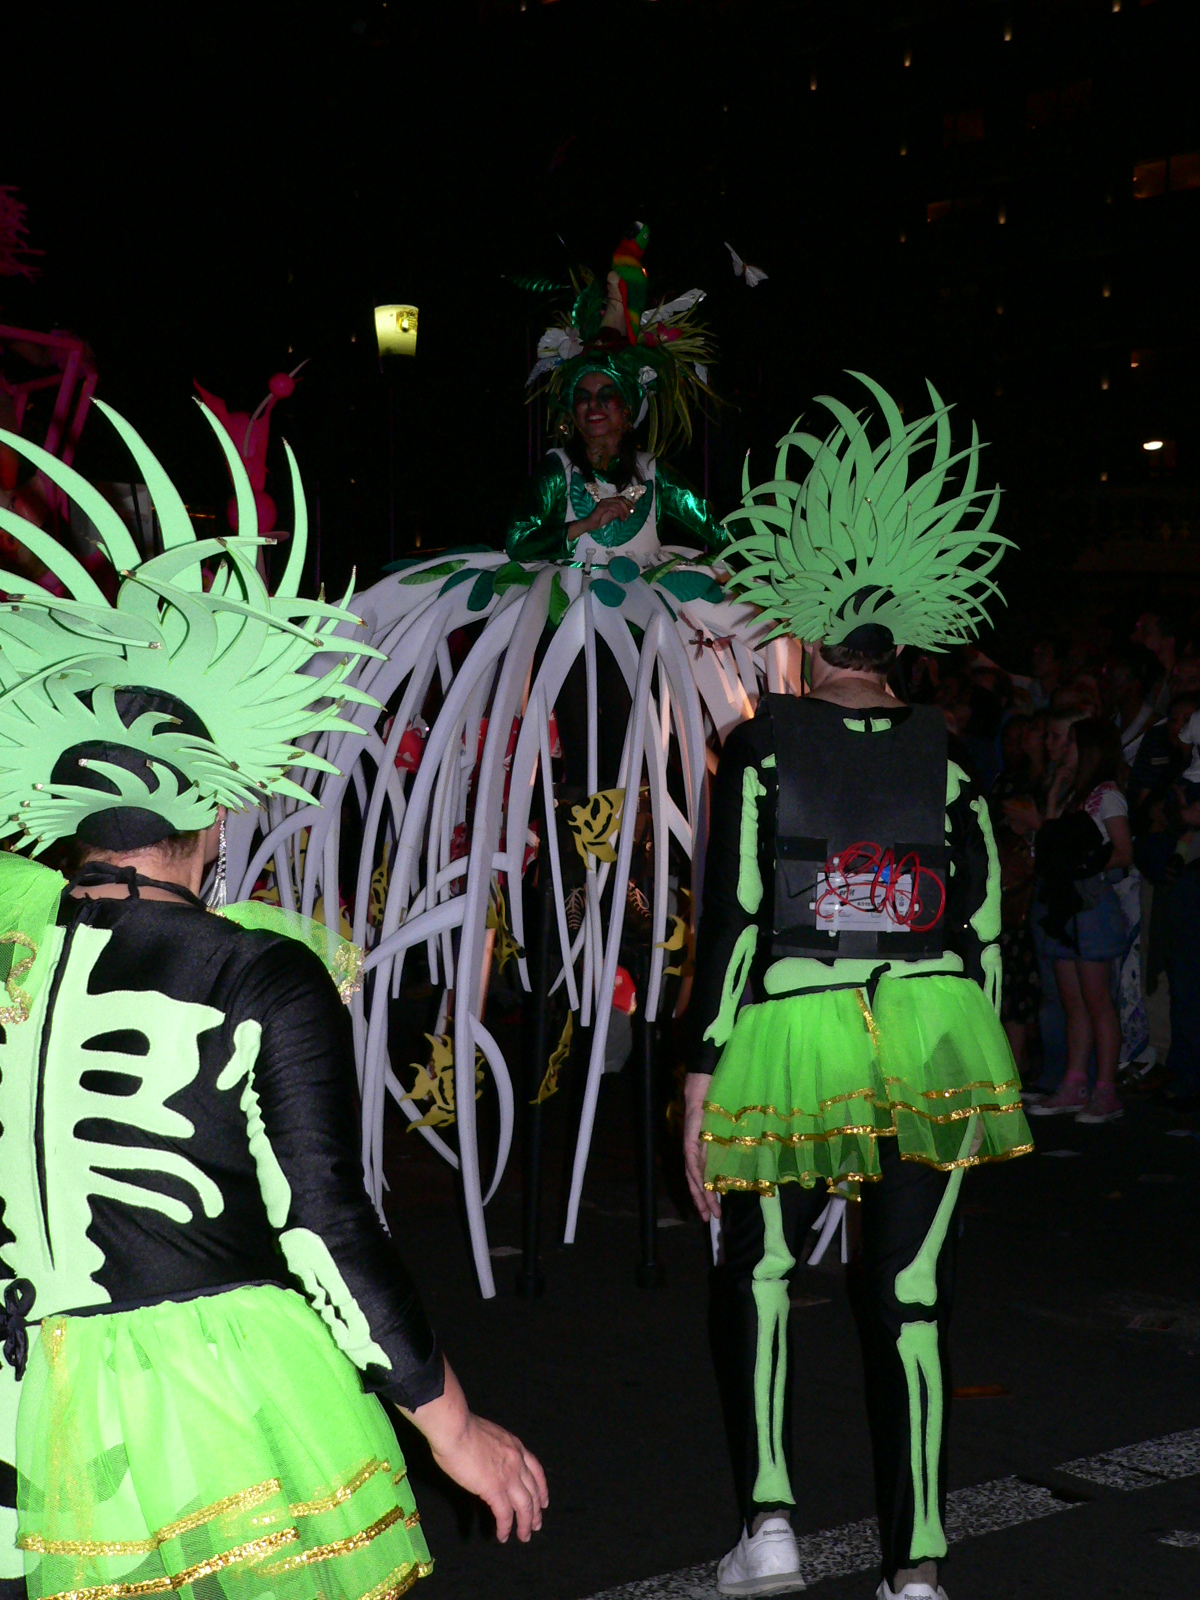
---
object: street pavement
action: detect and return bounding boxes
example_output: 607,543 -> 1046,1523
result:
383,1074 -> 1200,1600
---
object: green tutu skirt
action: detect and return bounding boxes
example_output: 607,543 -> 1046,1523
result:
15,1286 -> 432,1600
702,975 -> 1033,1195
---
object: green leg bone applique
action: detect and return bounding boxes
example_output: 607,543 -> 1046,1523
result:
751,1194 -> 796,1507
892,1117 -> 974,1563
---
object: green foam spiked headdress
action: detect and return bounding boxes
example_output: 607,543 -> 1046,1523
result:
0,400 -> 380,853
723,372 -> 1010,652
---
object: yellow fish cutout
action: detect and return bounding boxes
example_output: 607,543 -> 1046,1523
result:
402,1033 -> 484,1131
369,840 -> 392,929
659,889 -> 694,972
656,910 -> 694,979
486,883 -> 525,973
251,827 -> 314,911
533,1011 -> 573,1105
313,895 -> 354,940
569,787 -> 625,865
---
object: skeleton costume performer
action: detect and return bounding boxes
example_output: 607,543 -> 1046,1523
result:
690,375 -> 1033,1596
0,405 -> 442,1600
507,225 -> 728,565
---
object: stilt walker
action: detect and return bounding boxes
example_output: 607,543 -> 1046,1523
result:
682,374 -> 1033,1600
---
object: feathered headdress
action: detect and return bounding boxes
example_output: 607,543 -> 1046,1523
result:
0,400 -> 380,852
723,372 -> 1010,652
526,223 -> 715,457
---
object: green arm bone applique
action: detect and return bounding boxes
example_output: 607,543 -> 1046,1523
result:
216,1021 -> 394,1376
688,722 -> 769,1075
216,939 -> 442,1406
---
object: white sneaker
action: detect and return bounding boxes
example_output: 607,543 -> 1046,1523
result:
716,1517 -> 805,1595
876,1581 -> 948,1600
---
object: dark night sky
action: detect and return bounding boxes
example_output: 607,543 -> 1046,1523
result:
5,0 -> 1199,638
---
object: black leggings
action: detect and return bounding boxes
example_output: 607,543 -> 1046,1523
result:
711,1138 -> 960,1581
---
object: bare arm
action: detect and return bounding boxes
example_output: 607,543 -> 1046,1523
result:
401,1360 -> 549,1544
1106,811 -> 1133,871
683,1071 -> 719,1222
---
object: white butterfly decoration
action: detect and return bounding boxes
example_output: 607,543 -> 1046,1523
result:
527,326 -> 585,385
725,242 -> 768,287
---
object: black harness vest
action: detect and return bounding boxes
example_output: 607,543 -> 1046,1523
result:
769,695 -> 948,961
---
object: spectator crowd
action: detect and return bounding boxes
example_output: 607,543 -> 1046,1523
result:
900,604 -> 1200,1122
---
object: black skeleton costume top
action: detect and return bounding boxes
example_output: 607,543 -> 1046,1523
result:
0,881 -> 444,1410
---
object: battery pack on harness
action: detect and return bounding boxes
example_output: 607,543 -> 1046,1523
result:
769,695 -> 948,960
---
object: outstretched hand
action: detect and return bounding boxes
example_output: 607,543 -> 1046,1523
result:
683,1071 -> 720,1222
404,1361 -> 548,1543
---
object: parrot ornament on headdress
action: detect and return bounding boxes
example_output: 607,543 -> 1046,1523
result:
600,223 -> 651,341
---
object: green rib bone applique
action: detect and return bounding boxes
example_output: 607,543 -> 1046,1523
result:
0,925 -> 225,1318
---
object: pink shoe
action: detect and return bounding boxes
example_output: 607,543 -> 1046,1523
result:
1076,1085 -> 1124,1124
1027,1079 -> 1089,1116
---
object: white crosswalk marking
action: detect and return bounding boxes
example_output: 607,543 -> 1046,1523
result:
1057,1427 -> 1200,1492
578,1427 -> 1200,1599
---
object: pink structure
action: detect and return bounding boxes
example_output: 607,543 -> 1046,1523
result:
0,325 -> 97,487
0,188 -> 99,593
194,364 -> 306,538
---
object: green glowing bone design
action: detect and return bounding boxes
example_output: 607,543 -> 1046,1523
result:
897,1320 -> 947,1561
891,1115 -> 976,1560
280,1228 -> 392,1374
894,1168 -> 965,1309
981,941 -> 1003,1016
0,925 -> 224,1318
702,925 -> 758,1047
751,1195 -> 796,1506
738,767 -> 767,914
895,1115 -> 974,1308
968,795 -> 1002,944
217,1035 -> 392,1374
945,759 -> 969,809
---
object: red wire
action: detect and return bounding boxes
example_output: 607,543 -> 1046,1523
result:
815,841 -> 945,933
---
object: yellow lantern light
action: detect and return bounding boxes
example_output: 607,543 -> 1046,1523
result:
375,304 -> 419,357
